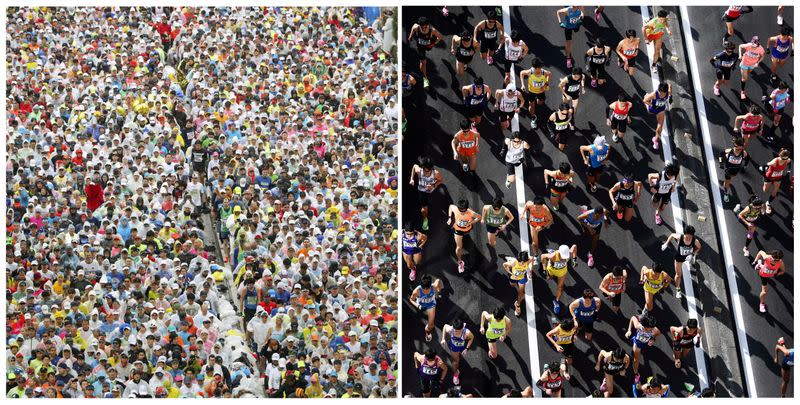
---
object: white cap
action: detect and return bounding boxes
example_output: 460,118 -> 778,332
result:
593,135 -> 607,147
558,245 -> 571,259
506,83 -> 516,91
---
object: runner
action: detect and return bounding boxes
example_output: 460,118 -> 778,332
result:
764,80 -> 791,137
414,349 -> 448,397
607,93 -> 633,142
761,148 -> 791,214
577,206 -> 608,268
462,77 -> 491,126
408,17 -> 443,88
524,196 -> 555,263
647,162 -> 679,225
569,289 -> 602,341
733,104 -> 764,147
402,222 -> 428,281
774,337 -> 794,397
447,199 -> 481,273
409,157 -> 444,231
519,57 -> 552,129
546,319 -> 578,378
474,10 -> 504,66
580,135 -> 610,193
735,194 -> 766,257
670,318 -> 702,369
662,225 -> 702,299
410,274 -> 444,342
710,41 -> 738,97
609,172 -> 642,222
738,36 -> 765,100
544,161 -> 576,211
634,375 -> 670,397
599,265 -> 628,314
643,9 -> 672,72
451,31 -> 478,76
640,263 -> 673,312
482,197 -> 515,248
753,249 -> 786,313
721,6 -> 753,44
559,67 -> 586,114
556,6 -> 585,69
495,84 -> 525,131
548,102 -> 576,151
643,82 -> 672,150
595,347 -> 630,397
767,27 -> 793,82
541,244 -> 578,314
625,313 -> 662,383
440,317 -> 475,385
500,30 -> 528,86
717,136 -> 750,202
585,37 -> 611,88
480,306 -> 512,360
616,29 -> 641,76
501,131 -> 530,188
503,251 -> 533,317
537,361 -> 568,398
451,119 -> 480,174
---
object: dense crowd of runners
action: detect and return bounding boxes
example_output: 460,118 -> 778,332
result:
6,6 -> 398,398
403,5 -> 792,398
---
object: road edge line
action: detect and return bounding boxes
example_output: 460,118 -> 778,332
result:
502,4 -> 541,398
640,5 -> 709,392
678,5 -> 757,397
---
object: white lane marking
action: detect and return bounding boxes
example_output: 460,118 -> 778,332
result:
679,5 -> 755,396
502,4 -> 541,398
641,5 -> 709,392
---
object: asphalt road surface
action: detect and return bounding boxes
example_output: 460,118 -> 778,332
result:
685,6 -> 794,398
402,5 -> 792,398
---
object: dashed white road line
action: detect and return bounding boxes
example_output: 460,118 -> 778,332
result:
640,5 -> 709,392
678,5 -> 755,396
501,4 -> 541,398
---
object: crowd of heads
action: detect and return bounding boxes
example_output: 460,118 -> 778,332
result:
6,6 -> 398,398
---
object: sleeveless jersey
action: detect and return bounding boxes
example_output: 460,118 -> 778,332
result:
526,69 -> 548,94
604,357 -> 626,374
481,22 -> 499,41
588,144 -> 609,168
415,28 -> 433,48
741,114 -> 762,132
449,325 -> 468,352
766,159 -> 788,180
644,272 -> 665,293
485,206 -> 509,226
527,205 -> 549,226
574,298 -> 597,322
616,183 -> 636,202
504,38 -> 524,61
564,74 -> 583,95
582,210 -> 604,229
611,101 -> 630,120
725,149 -> 745,169
676,326 -> 698,346
402,233 -> 419,254
554,325 -> 575,344
606,275 -> 626,293
544,373 -> 563,390
550,172 -> 571,192
509,260 -> 529,281
561,7 -> 582,29
415,286 -> 436,310
656,171 -> 676,194
770,90 -> 790,111
589,47 -> 608,65
758,257 -> 782,278
417,169 -> 436,193
676,234 -> 695,259
457,131 -> 478,153
465,84 -> 488,106
499,91 -> 520,112
418,357 -> 441,381
725,6 -> 744,18
486,316 -> 506,339
457,40 -> 475,57
553,110 -> 571,132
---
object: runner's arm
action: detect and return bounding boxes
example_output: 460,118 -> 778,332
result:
556,8 -> 567,24
545,325 -> 560,348
599,274 -> 612,295
503,209 -> 515,228
417,232 -> 428,247
473,22 -> 482,43
432,28 -> 443,45
407,25 -> 417,42
608,182 -> 620,203
504,317 -> 512,336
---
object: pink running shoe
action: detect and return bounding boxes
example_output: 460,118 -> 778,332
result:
714,84 -> 720,96
566,57 -> 573,69
652,136 -> 660,150
587,253 -> 595,267
487,55 -> 494,65
655,212 -> 663,225
759,303 -> 767,313
746,231 -> 753,239
409,269 -> 416,281
591,78 -> 598,88
442,6 -> 449,17
458,260 -> 465,273
453,373 -> 460,385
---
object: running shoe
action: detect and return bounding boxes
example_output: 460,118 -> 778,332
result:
740,91 -> 746,100
759,303 -> 767,313
617,57 -> 625,69
471,122 -> 477,130
591,78 -> 598,88
553,300 -> 561,314
462,163 -> 468,172
487,55 -> 494,65
505,179 -> 511,189
764,135 -> 776,144
552,204 -> 559,211
766,201 -> 773,214
713,83 -> 720,96
533,255 -> 539,267
651,63 -> 658,74
612,134 -> 619,143
423,77 -> 430,88
743,246 -> 750,257
422,217 -> 429,231
458,260 -> 465,273
654,212 -> 663,225
770,74 -> 779,87
634,373 -> 641,385
652,136 -> 660,150
409,269 -> 416,281
590,183 -> 597,193
617,210 -> 623,220
566,57 -> 573,69
746,231 -> 753,240
587,253 -> 594,267
531,117 -> 538,129
733,204 -> 742,213
442,6 -> 449,17
571,257 -> 578,268
600,379 -> 608,393
778,15 -> 784,26
675,288 -> 683,299
723,191 -> 730,202
453,373 -> 460,385
595,8 -> 601,22
426,332 -> 432,342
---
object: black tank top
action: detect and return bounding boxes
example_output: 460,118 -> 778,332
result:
458,40 -> 475,57
725,149 -> 745,168
677,326 -> 698,345
416,28 -> 433,47
590,47 -> 608,65
552,110 -> 571,132
676,235 -> 695,260
481,22 -> 499,41
616,183 -> 635,201
565,74 -> 583,95
604,357 -> 626,374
